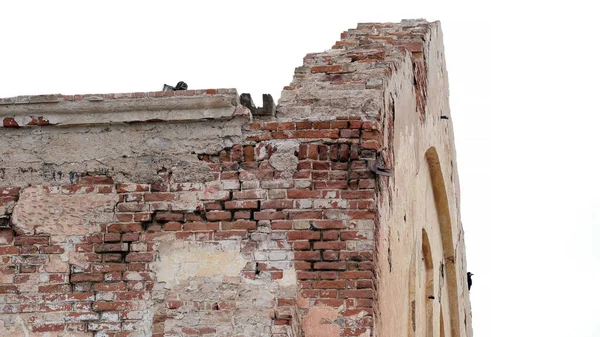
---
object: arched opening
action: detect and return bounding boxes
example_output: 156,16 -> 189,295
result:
425,146 -> 460,337
422,229 -> 434,337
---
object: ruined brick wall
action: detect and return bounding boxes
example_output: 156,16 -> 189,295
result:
0,20 -> 471,337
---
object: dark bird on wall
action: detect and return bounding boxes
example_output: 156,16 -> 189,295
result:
163,81 -> 188,91
467,272 -> 474,291
368,153 -> 392,176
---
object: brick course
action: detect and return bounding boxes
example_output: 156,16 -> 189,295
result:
0,19 -> 471,337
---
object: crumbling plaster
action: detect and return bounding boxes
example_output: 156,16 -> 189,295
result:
0,19 -> 471,337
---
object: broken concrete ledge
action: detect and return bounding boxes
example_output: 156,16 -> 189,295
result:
0,88 -> 252,127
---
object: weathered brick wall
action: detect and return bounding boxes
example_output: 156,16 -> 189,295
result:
0,19 -> 471,337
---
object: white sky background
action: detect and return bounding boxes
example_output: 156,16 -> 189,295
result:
1,1 -> 600,336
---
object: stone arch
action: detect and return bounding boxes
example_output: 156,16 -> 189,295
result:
425,146 -> 460,337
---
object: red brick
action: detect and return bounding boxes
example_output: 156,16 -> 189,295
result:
320,289 -> 338,298
0,246 -> 20,255
305,130 -> 339,139
186,213 -> 206,221
125,253 -> 154,262
313,280 -> 346,289
311,65 -> 343,73
103,254 -> 122,262
92,301 -> 132,312
255,211 -> 286,221
79,175 -> 114,185
297,271 -> 319,280
323,250 -> 339,261
271,220 -> 293,230
144,193 -> 175,201
295,121 -> 311,130
155,213 -> 184,222
310,121 -> 327,130
175,232 -> 194,240
339,289 -> 373,298
116,213 -> 134,222
116,291 -> 145,300
294,251 -> 321,261
104,233 -> 121,242
341,190 -> 375,199
243,145 -> 255,162
206,211 -> 232,221
39,303 -> 72,312
183,222 -> 219,231
340,129 -> 360,138
288,231 -> 320,241
342,327 -> 368,336
261,200 -> 293,210
121,233 -> 139,241
117,202 -> 146,212
0,285 -> 18,293
357,280 -> 374,289
107,223 -> 143,233
313,161 -> 330,170
93,282 -> 127,291
214,231 -> 247,239
311,220 -> 345,229
320,271 -> 338,279
233,189 -> 265,199
224,200 -> 258,209
0,228 -> 14,245
133,212 -> 152,222
341,231 -> 369,240
307,145 -> 319,160
314,241 -> 346,250
322,231 -> 339,241
14,236 -> 49,245
221,221 -> 257,230
84,233 -> 103,243
314,181 -> 348,189
328,211 -> 375,220
234,211 -> 251,219
288,190 -> 320,199
331,120 -> 349,129
294,261 -> 312,270
271,271 -> 284,280
0,187 -> 20,196
38,284 -> 70,293
288,211 -> 322,220
117,184 -> 149,193
358,179 -> 376,189
340,251 -> 373,261
293,241 -> 311,250
20,245 -> 38,254
32,324 -> 65,333
167,300 -> 183,309
314,262 -> 346,270
163,222 -> 181,231
70,273 -> 104,282
61,184 -> 95,194
92,263 -> 126,273
95,243 -> 128,253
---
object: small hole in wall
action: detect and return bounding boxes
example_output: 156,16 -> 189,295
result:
404,213 -> 407,222
212,303 -> 220,310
